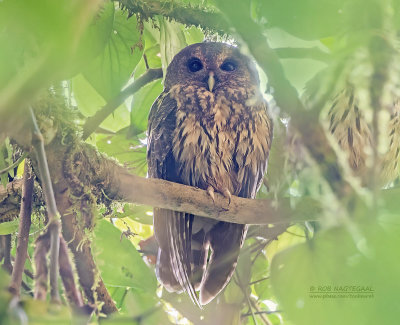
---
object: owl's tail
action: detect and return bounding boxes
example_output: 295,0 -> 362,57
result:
155,209 -> 202,306
156,249 -> 181,292
190,228 -> 209,290
199,223 -> 247,305
155,210 -> 247,306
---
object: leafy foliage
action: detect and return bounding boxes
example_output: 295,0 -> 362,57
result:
1,0 -> 400,324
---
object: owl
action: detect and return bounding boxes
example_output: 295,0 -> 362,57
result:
326,88 -> 400,186
147,42 -> 273,305
302,63 -> 400,187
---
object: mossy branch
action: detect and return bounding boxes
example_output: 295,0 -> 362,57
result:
119,0 -> 230,34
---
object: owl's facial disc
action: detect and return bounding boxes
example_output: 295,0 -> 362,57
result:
164,42 -> 260,90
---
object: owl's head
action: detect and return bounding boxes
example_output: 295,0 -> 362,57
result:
164,42 -> 260,91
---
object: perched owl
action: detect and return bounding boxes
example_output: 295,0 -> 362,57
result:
147,42 -> 273,305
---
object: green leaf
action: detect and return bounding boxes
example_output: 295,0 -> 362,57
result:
83,9 -> 144,101
117,204 -> 153,225
0,0 -> 104,109
134,45 -> 163,78
93,219 -> 157,292
95,130 -> 147,173
130,79 -> 163,135
66,1 -> 115,78
251,252 -> 271,300
183,26 -> 205,44
266,225 -> 306,262
0,138 -> 15,186
225,242 -> 252,304
158,17 -> 187,78
0,220 -> 18,235
0,145 -> 8,188
118,289 -> 158,317
259,0 -> 348,40
271,223 -> 400,325
0,269 -> 13,325
72,74 -> 130,132
106,289 -> 171,324
23,299 -> 74,324
251,250 -> 269,281
224,278 -> 245,304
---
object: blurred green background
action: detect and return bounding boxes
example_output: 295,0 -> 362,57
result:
1,0 -> 399,324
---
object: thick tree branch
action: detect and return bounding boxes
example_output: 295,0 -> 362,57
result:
9,160 -> 34,296
0,164 -> 319,225
111,168 -> 320,224
57,137 -> 320,225
60,211 -> 117,314
41,122 -> 118,313
5,143 -> 400,227
82,68 -> 163,140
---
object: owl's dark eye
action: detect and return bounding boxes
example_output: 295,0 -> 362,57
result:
220,59 -> 237,72
187,58 -> 203,72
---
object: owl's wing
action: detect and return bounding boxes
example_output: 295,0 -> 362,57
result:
147,93 -> 178,180
147,92 -> 200,306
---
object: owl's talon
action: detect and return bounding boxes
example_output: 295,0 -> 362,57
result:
222,189 -> 232,206
207,186 -> 216,203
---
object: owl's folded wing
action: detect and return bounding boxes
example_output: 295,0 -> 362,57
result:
147,92 -> 201,306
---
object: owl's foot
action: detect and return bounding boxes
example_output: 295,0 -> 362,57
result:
222,188 -> 232,206
207,186 -> 216,203
207,186 -> 231,208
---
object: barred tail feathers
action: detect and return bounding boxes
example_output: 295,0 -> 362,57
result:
199,223 -> 247,305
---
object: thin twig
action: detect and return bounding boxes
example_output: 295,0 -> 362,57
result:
235,272 -> 258,325
284,230 -> 306,237
21,281 -> 33,295
9,160 -> 34,296
82,68 -> 163,140
249,277 -> 269,286
249,297 -> 273,325
33,233 -> 50,300
58,236 -> 84,309
242,310 -> 281,317
29,107 -> 61,303
250,242 -> 267,265
1,234 -> 12,273
24,269 -> 34,279
143,53 -> 150,70
0,152 -> 28,175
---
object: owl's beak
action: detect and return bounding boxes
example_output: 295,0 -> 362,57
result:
207,71 -> 215,92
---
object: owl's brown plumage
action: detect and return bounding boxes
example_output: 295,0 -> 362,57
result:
147,42 -> 273,305
326,88 -> 400,185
